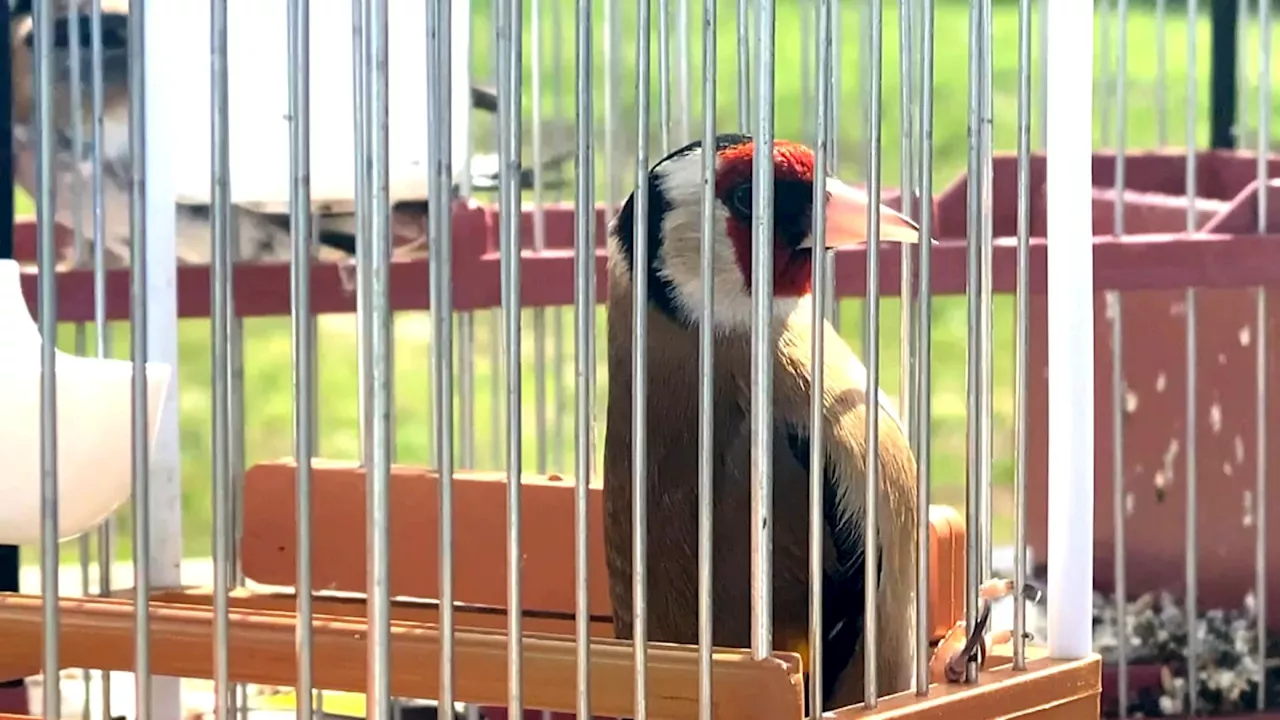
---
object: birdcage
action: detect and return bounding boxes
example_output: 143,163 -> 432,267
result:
1,0 -> 1273,717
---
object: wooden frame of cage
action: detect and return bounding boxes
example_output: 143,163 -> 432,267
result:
0,460 -> 1101,718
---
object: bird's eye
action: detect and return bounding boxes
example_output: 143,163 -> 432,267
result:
729,184 -> 753,217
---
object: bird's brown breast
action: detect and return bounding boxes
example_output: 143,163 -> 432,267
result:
601,262 -> 918,703
602,270 -> 846,653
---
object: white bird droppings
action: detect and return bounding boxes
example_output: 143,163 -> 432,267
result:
1240,325 -> 1252,347
1209,402 -> 1223,434
1155,439 -> 1181,501
1235,435 -> 1246,464
1156,372 -> 1168,393
1154,470 -> 1168,494
1125,388 -> 1139,414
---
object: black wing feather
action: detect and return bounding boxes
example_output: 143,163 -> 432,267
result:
785,429 -> 883,711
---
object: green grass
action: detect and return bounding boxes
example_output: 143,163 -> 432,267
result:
19,0 -> 1280,566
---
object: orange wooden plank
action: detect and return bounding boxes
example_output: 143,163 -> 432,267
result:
130,587 -> 616,639
0,594 -> 804,719
241,459 -> 967,642
242,460 -> 613,618
828,651 -> 1101,718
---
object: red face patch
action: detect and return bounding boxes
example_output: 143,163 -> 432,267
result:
714,140 -> 816,191
715,140 -> 817,298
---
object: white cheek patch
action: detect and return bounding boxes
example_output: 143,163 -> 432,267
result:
652,150 -> 799,331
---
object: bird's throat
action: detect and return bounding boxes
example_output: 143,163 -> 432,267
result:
727,220 -> 815,298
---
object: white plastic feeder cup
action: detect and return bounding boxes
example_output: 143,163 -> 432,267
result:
0,259 -> 173,545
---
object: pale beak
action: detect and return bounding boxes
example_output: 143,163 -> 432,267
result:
801,176 -> 936,248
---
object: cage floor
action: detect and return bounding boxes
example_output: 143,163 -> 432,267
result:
9,547 -> 1048,719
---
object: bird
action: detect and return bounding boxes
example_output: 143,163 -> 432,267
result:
7,0 -> 373,268
7,0 -> 575,270
602,133 -> 925,713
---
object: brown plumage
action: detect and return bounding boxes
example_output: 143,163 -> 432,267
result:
603,134 -> 926,712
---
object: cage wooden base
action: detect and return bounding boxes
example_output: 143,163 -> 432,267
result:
0,593 -> 805,718
831,653 -> 1101,718
0,591 -> 1099,719
0,591 -> 1101,718
238,459 -> 970,642
0,459 -> 1102,717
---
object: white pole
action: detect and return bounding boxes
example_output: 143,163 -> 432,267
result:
143,0 -> 184,717
1045,0 -> 1095,661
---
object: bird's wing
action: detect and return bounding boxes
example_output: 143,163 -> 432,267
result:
782,429 -> 882,708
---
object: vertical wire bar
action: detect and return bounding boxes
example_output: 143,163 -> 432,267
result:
531,0 -> 548,475
657,0 -> 670,152
428,0 -> 456,708
829,248 -> 839,346
696,0 -> 717,716
1013,0 -> 1033,675
824,0 -> 844,330
809,0 -> 833,710
862,0 -> 884,704
857,0 -> 871,184
228,153 -> 247,669
978,0 -> 995,583
459,314 -> 476,468
573,0 -> 596,713
63,0 -> 89,712
632,0 -> 652,714
33,0 -> 60,716
1036,0 -> 1047,151
354,0 -> 374,465
963,0 -> 984,684
800,3 -> 812,146
1156,0 -> 1168,146
69,8 -> 89,647
69,5 -> 93,685
736,0 -> 750,130
676,0 -> 690,144
351,47 -> 373,720
287,0 -> 315,716
913,0 -> 936,696
89,0 -> 116,713
603,0 -> 621,213
826,0 -> 840,343
364,0 -> 394,716
459,0 -> 474,200
749,0 -> 777,667
1255,0 -> 1271,707
210,0 -> 233,716
491,306 -> 502,467
899,0 -> 917,445
1109,0 -> 1129,710
830,0 -> 841,171
1098,0 -> 1112,147
497,0 -> 525,711
1236,0 -> 1249,147
1184,0 -> 1199,712
68,1 -> 84,270
127,0 -> 153,711
551,0 -> 568,476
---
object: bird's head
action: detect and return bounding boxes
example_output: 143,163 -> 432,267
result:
9,0 -> 131,150
610,133 -> 927,331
